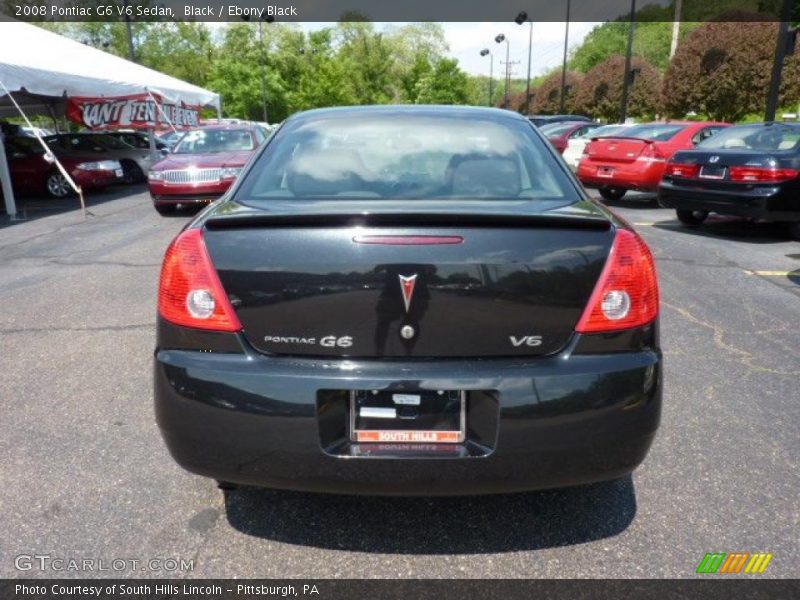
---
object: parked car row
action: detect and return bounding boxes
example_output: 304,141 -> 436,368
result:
1,134 -> 123,198
565,118 -> 800,239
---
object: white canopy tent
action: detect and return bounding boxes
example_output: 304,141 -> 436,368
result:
0,21 -> 221,216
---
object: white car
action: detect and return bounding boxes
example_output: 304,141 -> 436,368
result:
563,123 -> 635,171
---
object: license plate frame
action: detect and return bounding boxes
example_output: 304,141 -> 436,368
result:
597,166 -> 615,178
349,389 -> 466,444
699,165 -> 727,179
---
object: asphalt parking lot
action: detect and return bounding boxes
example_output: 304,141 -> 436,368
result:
0,187 -> 797,579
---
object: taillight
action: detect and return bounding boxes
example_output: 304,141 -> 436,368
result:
575,229 -> 659,333
638,143 -> 666,163
664,162 -> 700,178
157,228 -> 242,332
728,166 -> 798,184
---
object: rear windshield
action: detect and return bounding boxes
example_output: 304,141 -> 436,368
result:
588,124 -> 628,138
173,129 -> 255,154
89,134 -> 132,150
697,124 -> 800,151
539,122 -> 580,137
616,124 -> 686,141
234,114 -> 574,201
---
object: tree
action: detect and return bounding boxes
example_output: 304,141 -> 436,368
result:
334,22 -> 394,105
415,58 -> 470,105
569,19 -> 702,74
572,55 -> 662,122
385,23 -> 448,102
293,29 -> 357,110
531,70 -> 584,114
662,15 -> 800,121
206,24 -> 289,122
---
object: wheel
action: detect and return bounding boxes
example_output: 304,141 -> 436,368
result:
788,222 -> 800,241
121,160 -> 145,184
45,171 -> 72,198
154,203 -> 175,216
598,187 -> 626,201
676,209 -> 708,227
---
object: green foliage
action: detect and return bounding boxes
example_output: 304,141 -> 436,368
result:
572,55 -> 662,121
662,17 -> 800,121
414,59 -> 470,105
531,70 -> 584,114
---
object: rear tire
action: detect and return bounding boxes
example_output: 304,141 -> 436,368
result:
154,203 -> 175,216
676,209 -> 708,227
598,187 -> 626,202
788,222 -> 800,241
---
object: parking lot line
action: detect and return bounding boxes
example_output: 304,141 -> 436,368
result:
743,270 -> 791,276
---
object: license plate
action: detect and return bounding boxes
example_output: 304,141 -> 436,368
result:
350,390 -> 465,444
597,166 -> 615,178
115,169 -> 123,177
699,165 -> 726,179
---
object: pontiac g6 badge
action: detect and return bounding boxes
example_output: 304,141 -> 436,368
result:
398,274 -> 417,313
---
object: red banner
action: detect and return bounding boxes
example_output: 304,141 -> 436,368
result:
65,93 -> 200,131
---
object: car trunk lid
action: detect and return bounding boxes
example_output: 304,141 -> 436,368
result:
202,201 -> 614,358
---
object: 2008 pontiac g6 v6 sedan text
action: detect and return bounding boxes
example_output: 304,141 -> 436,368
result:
154,106 -> 662,496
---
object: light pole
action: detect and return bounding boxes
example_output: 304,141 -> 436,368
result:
619,0 -> 636,123
480,49 -> 494,107
495,33 -> 510,107
559,0 -> 571,114
515,12 -> 533,114
122,0 -> 135,62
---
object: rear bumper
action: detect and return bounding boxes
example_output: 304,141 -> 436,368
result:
154,330 -> 662,496
658,181 -> 800,222
578,160 -> 665,192
72,170 -> 121,190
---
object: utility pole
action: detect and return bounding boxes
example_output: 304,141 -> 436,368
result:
619,0 -> 636,123
765,0 -> 794,122
669,0 -> 682,59
559,0 -> 572,113
258,20 -> 268,123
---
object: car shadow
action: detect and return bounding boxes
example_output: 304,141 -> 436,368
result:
0,184 -> 146,226
222,476 -> 637,554
597,193 -> 660,209
788,269 -> 800,286
652,215 -> 792,244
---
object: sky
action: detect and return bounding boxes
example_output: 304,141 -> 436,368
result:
427,22 -> 600,77
207,22 -> 601,78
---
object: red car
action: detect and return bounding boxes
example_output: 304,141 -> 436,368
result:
2,135 -> 123,199
147,125 -> 268,215
577,121 -> 729,201
539,120 -> 601,154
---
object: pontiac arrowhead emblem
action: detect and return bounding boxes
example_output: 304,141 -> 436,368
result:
398,274 -> 417,313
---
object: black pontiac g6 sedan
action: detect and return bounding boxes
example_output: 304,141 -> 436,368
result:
154,106 -> 662,495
